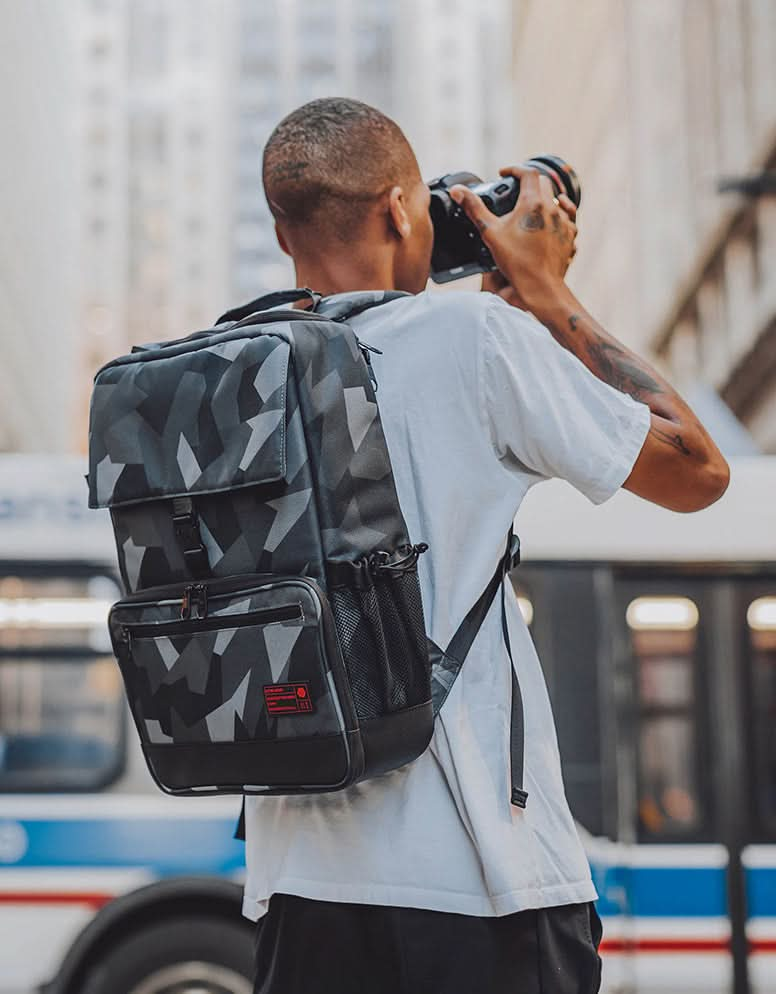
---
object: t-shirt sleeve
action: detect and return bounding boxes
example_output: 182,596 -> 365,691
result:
479,296 -> 651,505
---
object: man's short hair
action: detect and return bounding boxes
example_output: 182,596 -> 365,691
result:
262,97 -> 419,244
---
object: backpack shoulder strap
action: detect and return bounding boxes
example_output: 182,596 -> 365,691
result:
314,290 -> 411,322
216,288 -> 411,328
428,527 -> 527,809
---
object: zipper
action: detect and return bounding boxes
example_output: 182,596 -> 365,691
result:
115,573 -> 278,613
122,603 -> 302,646
180,582 -> 207,620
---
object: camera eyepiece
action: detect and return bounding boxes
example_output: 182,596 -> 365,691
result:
428,155 -> 581,284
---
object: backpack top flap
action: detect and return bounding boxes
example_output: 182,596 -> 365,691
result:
88,327 -> 291,509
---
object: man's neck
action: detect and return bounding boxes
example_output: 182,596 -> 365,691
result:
292,254 -> 398,298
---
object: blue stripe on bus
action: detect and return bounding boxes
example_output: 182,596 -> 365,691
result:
10,818 -> 244,875
746,866 -> 776,919
4,819 -> 775,920
591,863 -> 728,918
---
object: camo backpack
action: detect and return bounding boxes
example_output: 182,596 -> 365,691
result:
88,288 -> 526,810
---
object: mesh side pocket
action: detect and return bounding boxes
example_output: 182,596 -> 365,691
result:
329,568 -> 430,721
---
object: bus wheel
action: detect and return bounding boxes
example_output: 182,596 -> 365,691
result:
79,914 -> 254,994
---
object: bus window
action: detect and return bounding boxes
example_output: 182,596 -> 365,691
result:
748,595 -> 776,831
517,593 -> 533,628
627,596 -> 704,839
0,571 -> 125,791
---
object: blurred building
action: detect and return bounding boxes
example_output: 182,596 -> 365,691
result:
512,0 -> 776,452
78,0 -> 234,385
74,0 -> 513,449
229,0 -> 397,302
0,1 -> 78,452
394,0 -> 514,183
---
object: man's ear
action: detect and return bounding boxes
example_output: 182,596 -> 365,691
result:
388,186 -> 412,239
275,222 -> 291,257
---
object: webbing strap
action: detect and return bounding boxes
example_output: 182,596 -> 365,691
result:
235,802 -> 245,842
502,569 -> 528,808
431,527 -> 526,808
443,537 -> 513,664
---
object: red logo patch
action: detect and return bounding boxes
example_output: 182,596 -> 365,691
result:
263,682 -> 314,715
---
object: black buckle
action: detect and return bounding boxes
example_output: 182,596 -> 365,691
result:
171,497 -> 210,577
511,787 -> 529,809
502,533 -> 520,576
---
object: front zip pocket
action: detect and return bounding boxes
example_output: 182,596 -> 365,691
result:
122,603 -> 303,644
108,575 -> 358,764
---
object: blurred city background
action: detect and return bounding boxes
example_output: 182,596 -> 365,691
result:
1,3 -> 775,994
2,0 -> 775,457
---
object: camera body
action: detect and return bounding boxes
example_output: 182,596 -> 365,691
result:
428,155 -> 581,284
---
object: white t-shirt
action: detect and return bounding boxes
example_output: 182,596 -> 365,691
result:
242,289 -> 650,921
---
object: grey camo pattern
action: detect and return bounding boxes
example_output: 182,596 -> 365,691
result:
110,581 -> 344,744
89,335 -> 289,507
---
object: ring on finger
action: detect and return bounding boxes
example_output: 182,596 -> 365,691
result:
552,196 -> 560,206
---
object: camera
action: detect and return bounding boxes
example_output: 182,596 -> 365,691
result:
428,155 -> 582,284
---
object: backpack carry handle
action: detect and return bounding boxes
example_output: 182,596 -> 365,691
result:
216,288 -> 320,325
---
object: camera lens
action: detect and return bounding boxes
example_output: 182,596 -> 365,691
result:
525,155 -> 581,208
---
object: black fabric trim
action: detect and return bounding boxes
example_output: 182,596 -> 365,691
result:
145,730 -> 364,796
358,700 -> 434,780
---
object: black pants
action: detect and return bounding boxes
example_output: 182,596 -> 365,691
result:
254,893 -> 603,994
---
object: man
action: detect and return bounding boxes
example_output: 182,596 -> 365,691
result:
244,97 -> 729,994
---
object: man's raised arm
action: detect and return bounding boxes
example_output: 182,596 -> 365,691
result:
451,168 -> 730,513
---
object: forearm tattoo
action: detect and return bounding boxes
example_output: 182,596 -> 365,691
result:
650,425 -> 692,456
547,311 -> 693,457
549,313 -> 662,403
584,341 -> 665,403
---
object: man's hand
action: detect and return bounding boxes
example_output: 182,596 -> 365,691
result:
451,166 -> 577,309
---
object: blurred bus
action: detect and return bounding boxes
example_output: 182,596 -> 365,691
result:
0,454 -> 773,994
515,456 -> 776,994
0,456 -> 250,994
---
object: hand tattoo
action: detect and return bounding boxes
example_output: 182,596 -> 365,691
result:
520,207 -> 545,231
551,212 -> 567,240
